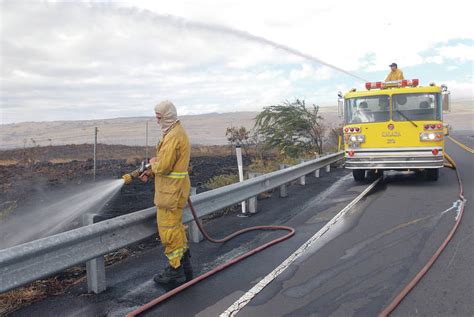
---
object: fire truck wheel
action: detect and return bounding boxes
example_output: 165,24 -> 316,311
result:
425,168 -> 439,181
414,169 -> 424,178
366,170 -> 382,182
352,169 -> 366,182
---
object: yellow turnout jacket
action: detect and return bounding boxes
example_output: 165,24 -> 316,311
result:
151,121 -> 191,210
385,69 -> 404,81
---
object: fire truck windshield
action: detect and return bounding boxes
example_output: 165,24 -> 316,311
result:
393,93 -> 441,121
345,95 -> 390,123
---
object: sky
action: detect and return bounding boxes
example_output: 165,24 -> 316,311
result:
0,0 -> 473,123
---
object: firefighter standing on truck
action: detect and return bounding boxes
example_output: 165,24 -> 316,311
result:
139,100 -> 193,284
385,62 -> 404,81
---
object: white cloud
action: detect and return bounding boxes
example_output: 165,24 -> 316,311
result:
2,1 -> 315,122
289,64 -> 333,81
1,0 -> 473,123
425,43 -> 474,64
425,56 -> 443,64
438,44 -> 474,62
126,0 -> 473,71
438,80 -> 474,99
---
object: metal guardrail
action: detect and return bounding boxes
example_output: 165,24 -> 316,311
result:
0,152 -> 343,293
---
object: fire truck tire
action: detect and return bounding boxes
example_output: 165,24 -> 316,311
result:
425,168 -> 439,181
366,170 -> 382,182
352,169 -> 366,182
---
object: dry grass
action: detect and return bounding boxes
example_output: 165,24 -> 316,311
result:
0,248 -> 135,315
204,174 -> 239,190
0,160 -> 17,166
0,200 -> 17,223
0,268 -> 85,316
104,248 -> 132,266
0,144 -> 232,166
48,158 -> 79,164
192,144 -> 232,156
248,158 -> 279,173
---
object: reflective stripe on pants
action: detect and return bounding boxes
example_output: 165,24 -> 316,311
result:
157,207 -> 188,268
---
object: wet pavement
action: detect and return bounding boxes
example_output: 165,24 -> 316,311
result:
10,132 -> 473,316
12,162 -> 354,316
237,170 -> 460,316
393,131 -> 474,317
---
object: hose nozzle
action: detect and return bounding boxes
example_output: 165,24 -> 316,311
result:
122,173 -> 134,184
122,161 -> 151,184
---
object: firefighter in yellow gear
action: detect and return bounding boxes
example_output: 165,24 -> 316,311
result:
385,62 -> 404,81
139,100 -> 193,284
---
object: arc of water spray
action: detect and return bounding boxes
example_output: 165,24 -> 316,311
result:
191,20 -> 368,82
138,10 -> 368,82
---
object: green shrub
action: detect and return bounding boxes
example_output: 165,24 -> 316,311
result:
205,174 -> 239,190
248,159 -> 278,173
279,156 -> 299,166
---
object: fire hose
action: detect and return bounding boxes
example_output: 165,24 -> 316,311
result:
125,151 -> 467,316
379,153 -> 467,316
124,168 -> 295,316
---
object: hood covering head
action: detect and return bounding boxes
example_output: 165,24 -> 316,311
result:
154,100 -> 178,133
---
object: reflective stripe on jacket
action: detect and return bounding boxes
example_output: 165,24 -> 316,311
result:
152,121 -> 191,209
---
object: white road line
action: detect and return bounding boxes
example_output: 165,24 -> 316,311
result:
220,177 -> 382,317
299,174 -> 353,212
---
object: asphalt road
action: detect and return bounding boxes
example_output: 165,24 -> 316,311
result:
392,131 -> 474,316
11,131 -> 473,317
237,134 -> 471,317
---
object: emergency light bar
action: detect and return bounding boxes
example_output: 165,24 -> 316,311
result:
365,79 -> 419,90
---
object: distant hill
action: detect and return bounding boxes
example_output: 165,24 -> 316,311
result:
0,112 -> 256,149
0,101 -> 472,150
443,99 -> 474,131
0,108 -> 341,149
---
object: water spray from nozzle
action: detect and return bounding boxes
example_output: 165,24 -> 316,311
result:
141,12 -> 368,82
122,160 -> 151,184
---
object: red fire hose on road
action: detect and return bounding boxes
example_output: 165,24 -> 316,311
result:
127,151 -> 468,316
126,198 -> 295,317
379,153 -> 467,316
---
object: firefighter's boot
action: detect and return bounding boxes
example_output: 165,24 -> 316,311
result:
182,250 -> 193,281
153,265 -> 186,284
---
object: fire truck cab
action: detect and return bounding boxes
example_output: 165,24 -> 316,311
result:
338,79 -> 451,182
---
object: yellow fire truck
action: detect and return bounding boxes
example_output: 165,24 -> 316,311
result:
338,79 -> 450,182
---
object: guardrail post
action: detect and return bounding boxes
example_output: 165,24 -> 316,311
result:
325,164 -> 331,173
279,164 -> 288,197
314,169 -> 320,178
0,152 -> 345,294
83,214 -> 106,294
299,160 -> 307,185
247,172 -> 262,213
187,187 -> 203,243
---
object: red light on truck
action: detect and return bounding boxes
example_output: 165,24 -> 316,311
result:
432,149 -> 439,155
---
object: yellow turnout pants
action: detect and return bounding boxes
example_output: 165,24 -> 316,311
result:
157,207 -> 188,268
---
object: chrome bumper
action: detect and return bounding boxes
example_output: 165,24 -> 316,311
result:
345,147 -> 444,169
